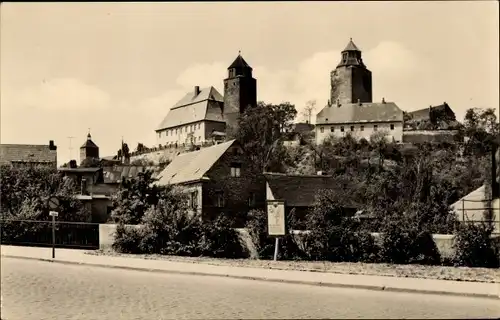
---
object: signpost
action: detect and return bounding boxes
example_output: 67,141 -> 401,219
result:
47,196 -> 60,259
266,200 -> 286,261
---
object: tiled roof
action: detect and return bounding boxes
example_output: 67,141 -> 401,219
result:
80,134 -> 98,149
316,102 -> 404,124
102,165 -> 161,183
228,54 -> 252,70
409,103 -> 455,120
0,144 -> 57,166
156,87 -> 225,131
157,140 -> 237,185
343,39 -> 360,52
264,173 -> 353,207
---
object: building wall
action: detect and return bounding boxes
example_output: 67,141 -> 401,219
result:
203,144 -> 265,227
331,66 -> 372,105
91,198 -> 113,223
402,130 -> 462,144
223,76 -> 257,131
174,183 -> 203,218
315,121 -> 403,144
156,120 -> 227,147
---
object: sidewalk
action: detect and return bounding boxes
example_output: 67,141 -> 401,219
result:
2,245 -> 499,299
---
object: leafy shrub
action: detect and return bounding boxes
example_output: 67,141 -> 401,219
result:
199,215 -> 249,259
379,220 -> 441,265
453,222 -> 499,268
246,209 -> 306,260
112,223 -> 143,254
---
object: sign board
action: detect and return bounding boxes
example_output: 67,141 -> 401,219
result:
48,196 -> 60,210
267,200 -> 286,236
49,211 -> 59,217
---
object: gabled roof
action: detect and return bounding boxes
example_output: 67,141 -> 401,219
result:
342,38 -> 360,52
0,144 -> 57,166
228,54 -> 252,70
81,134 -> 98,149
156,86 -> 225,131
264,173 -> 354,207
316,102 -> 403,124
156,140 -> 237,185
102,165 -> 162,183
409,103 -> 455,119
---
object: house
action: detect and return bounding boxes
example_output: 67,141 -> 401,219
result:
315,39 -> 404,144
0,140 -> 58,168
155,53 -> 257,148
156,139 -> 265,226
408,102 -> 456,124
283,122 -> 315,147
264,172 -> 358,229
316,99 -> 404,144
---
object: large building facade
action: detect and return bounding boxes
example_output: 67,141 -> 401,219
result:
156,54 -> 257,147
316,39 -> 403,144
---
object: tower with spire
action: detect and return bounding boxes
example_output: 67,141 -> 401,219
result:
330,38 -> 372,106
79,131 -> 99,164
223,51 -> 257,132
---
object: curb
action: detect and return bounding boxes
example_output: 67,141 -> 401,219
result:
3,255 -> 499,300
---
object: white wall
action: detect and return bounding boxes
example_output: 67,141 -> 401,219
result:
156,121 -> 208,147
315,121 -> 403,144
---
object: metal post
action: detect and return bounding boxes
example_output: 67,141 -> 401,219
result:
462,199 -> 465,222
52,215 -> 56,259
273,237 -> 279,261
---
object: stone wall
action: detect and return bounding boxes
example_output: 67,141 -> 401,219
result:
402,130 -> 461,144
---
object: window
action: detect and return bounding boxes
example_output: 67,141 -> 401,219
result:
350,126 -> 354,131
191,190 -> 198,209
360,126 -> 364,131
330,126 -> 334,132
230,162 -> 241,177
340,126 -> 344,132
390,124 -> 395,130
198,123 -> 201,129
193,137 -> 197,142
175,129 -> 178,134
374,125 -> 378,131
199,136 -> 201,141
215,192 -> 225,207
320,127 -> 324,133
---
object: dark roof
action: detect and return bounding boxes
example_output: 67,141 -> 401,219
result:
81,134 -> 99,149
228,54 -> 252,70
157,140 -> 237,185
292,123 -> 315,133
342,38 -> 360,52
408,103 -> 455,120
316,101 -> 404,124
156,87 -> 225,131
0,144 -> 57,166
265,173 -> 347,207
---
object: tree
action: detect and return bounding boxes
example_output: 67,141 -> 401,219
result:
80,157 -> 101,168
233,101 -> 297,172
135,143 -> 148,153
110,170 -> 173,224
301,100 -> 316,124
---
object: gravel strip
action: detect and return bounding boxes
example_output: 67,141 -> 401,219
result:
86,250 -> 500,283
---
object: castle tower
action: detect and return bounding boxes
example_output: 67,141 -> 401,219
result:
223,52 -> 257,132
330,38 -> 372,105
79,132 -> 99,163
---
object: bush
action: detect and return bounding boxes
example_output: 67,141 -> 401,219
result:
246,209 -> 306,260
453,222 -> 499,268
379,221 -> 441,265
199,215 -> 249,259
112,224 -> 143,254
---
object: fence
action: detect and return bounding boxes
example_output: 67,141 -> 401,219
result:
454,198 -> 500,234
0,219 -> 100,250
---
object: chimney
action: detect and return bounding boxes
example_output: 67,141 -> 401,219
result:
357,99 -> 362,106
194,86 -> 200,96
81,178 -> 88,195
49,140 -> 57,150
382,97 -> 386,104
69,160 -> 77,168
336,99 -> 341,108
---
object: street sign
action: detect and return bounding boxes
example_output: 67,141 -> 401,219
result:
49,211 -> 59,217
48,196 -> 60,210
267,200 -> 286,236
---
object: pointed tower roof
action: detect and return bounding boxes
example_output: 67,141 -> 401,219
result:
342,38 -> 360,52
80,132 -> 98,149
228,52 -> 252,70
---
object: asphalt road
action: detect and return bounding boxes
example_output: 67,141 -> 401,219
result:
1,258 -> 499,320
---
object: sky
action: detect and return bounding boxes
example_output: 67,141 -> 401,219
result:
1,2 -> 499,165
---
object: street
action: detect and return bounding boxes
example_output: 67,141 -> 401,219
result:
1,258 -> 499,320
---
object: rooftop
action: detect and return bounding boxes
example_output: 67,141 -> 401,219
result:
316,101 -> 404,124
0,143 -> 57,166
